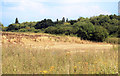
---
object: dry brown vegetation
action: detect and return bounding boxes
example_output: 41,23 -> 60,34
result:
2,32 -> 118,74
2,32 -> 113,52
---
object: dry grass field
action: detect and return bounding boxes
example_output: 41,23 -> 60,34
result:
2,32 -> 118,74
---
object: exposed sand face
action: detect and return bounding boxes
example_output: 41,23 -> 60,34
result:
2,32 -> 114,53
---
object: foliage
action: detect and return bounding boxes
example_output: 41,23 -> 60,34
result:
74,22 -> 95,40
103,24 -> 118,35
62,17 -> 65,23
64,22 -> 71,26
73,21 -> 109,41
15,18 -> 19,24
4,14 -> 120,42
7,24 -> 20,31
66,18 -> 69,22
69,20 -> 77,25
35,19 -> 54,29
19,28 -> 28,32
93,26 -> 109,42
45,24 -> 77,36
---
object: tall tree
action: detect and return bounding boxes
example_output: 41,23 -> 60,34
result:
66,18 -> 68,22
57,19 -> 59,23
62,17 -> 65,23
15,18 -> 19,24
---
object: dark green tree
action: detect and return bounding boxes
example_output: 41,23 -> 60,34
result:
75,22 -> 95,40
93,26 -> 109,42
54,19 -> 59,24
62,17 -> 65,23
35,19 -> 54,29
57,19 -> 59,23
7,24 -> 20,31
69,20 -> 77,25
15,18 -> 19,24
66,18 -> 68,22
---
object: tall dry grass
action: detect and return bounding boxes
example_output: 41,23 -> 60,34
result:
2,43 -> 118,74
105,37 -> 120,44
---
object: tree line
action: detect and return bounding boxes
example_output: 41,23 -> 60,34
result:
1,14 -> 120,42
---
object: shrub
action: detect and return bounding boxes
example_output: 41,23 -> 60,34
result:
75,22 -> 95,40
45,26 -> 58,34
35,19 -> 54,29
93,26 -> 109,42
19,28 -> 28,32
34,30 -> 39,33
7,24 -> 20,31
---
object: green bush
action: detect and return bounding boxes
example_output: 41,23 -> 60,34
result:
93,26 -> 109,42
74,22 -> 108,42
7,24 -> 20,31
45,26 -> 58,34
19,28 -> 28,32
34,29 -> 39,33
75,22 -> 95,40
45,26 -> 75,35
35,19 -> 54,29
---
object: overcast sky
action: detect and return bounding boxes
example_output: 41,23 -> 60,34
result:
0,0 -> 119,26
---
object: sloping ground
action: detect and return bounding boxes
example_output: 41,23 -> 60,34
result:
2,32 -> 92,44
2,32 -> 114,52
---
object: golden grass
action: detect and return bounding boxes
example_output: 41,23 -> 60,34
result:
105,37 -> 120,44
2,44 -> 118,74
2,32 -> 119,74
